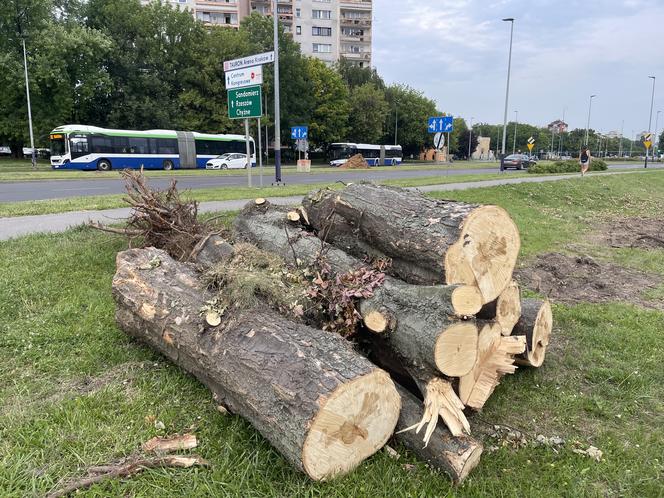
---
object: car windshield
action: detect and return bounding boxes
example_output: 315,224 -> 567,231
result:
216,153 -> 231,159
505,155 -> 520,160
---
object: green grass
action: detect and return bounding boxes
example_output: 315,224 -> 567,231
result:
0,158 -> 496,181
1,173 -> 664,496
0,172 -> 529,217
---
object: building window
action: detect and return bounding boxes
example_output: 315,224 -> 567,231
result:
312,9 -> 331,19
296,25 -> 301,35
313,43 -> 332,53
296,8 -> 301,17
312,26 -> 332,36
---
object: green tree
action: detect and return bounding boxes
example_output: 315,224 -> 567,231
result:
347,83 -> 388,144
383,84 -> 437,155
305,57 -> 349,148
451,118 -> 478,159
336,58 -> 384,89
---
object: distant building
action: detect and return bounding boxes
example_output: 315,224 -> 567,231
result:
547,120 -> 568,133
140,0 -> 372,67
605,130 -> 621,139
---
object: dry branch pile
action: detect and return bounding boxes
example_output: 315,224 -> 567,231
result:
104,179 -> 553,484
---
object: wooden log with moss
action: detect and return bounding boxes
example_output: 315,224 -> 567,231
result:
112,247 -> 401,481
301,183 -> 521,304
512,298 -> 552,367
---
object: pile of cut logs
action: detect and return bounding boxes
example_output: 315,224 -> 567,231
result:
111,183 -> 552,484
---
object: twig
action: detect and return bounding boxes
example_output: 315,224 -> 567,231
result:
47,455 -> 208,498
87,221 -> 142,236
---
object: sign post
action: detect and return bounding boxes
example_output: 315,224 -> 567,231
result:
227,85 -> 262,187
257,117 -> 263,187
644,133 -> 652,169
291,126 -> 310,172
429,116 -> 453,164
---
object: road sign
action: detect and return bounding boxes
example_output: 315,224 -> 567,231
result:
527,143 -> 534,151
224,51 -> 275,72
291,126 -> 308,140
433,132 -> 445,150
227,85 -> 262,120
527,136 -> 535,144
527,136 -> 535,152
428,116 -> 454,133
644,140 -> 652,149
225,66 -> 263,90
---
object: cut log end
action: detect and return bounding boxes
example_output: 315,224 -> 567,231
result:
434,322 -> 479,377
451,285 -> 484,316
255,198 -> 266,205
302,370 -> 401,481
287,210 -> 301,223
495,280 -> 522,336
444,205 -> 520,304
363,310 -> 389,334
515,300 -> 552,367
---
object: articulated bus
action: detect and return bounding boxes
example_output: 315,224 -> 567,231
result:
328,142 -> 403,167
49,125 -> 255,171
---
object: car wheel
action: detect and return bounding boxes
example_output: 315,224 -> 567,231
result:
221,164 -> 228,170
163,160 -> 174,171
97,159 -> 112,171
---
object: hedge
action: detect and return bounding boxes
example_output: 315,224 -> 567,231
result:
528,159 -> 608,174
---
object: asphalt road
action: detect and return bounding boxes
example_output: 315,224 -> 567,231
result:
0,162 -> 653,202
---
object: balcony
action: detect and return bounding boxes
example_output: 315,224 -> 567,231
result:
340,17 -> 372,27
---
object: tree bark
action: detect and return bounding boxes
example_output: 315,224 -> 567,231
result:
394,385 -> 482,484
112,247 -> 401,481
512,298 -> 552,367
301,183 -> 520,304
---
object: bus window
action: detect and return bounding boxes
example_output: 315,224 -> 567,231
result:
90,136 -> 113,154
69,136 -> 89,158
157,138 -> 178,154
128,137 -> 149,154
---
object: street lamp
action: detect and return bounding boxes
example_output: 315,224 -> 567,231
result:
500,18 -> 515,168
468,117 -> 474,160
645,76 -> 656,168
654,110 -> 662,161
394,100 -> 399,146
585,94 -> 596,146
272,0 -> 283,183
512,110 -> 518,154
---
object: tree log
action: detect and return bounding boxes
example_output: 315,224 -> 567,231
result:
512,298 -> 552,367
394,385 -> 482,484
457,322 -> 526,410
301,183 -> 520,303
112,247 -> 401,481
476,280 -> 522,336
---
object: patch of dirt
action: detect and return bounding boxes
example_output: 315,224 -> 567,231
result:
339,153 -> 369,169
515,252 -> 663,309
591,217 -> 664,250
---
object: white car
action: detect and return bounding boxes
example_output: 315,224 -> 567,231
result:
206,153 -> 248,170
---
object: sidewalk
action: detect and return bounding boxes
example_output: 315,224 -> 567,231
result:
0,169 -> 657,241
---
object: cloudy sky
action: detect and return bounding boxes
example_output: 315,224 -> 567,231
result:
373,0 -> 664,137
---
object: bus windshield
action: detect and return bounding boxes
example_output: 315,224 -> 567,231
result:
50,135 -> 66,156
329,144 -> 356,161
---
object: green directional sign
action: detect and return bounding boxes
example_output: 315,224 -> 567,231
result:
227,85 -> 262,120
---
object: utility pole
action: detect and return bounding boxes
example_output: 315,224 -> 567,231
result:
500,18 -> 515,169
21,37 -> 37,171
654,110 -> 661,161
645,76 -> 655,168
512,110 -> 518,154
394,101 -> 398,146
585,94 -> 596,146
272,0 -> 283,183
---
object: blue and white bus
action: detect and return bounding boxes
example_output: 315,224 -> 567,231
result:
328,143 -> 403,167
49,125 -> 255,171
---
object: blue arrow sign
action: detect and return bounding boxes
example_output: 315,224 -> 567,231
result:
291,126 -> 308,140
428,116 -> 454,133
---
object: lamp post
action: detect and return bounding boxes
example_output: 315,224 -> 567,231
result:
630,130 -> 634,158
468,117 -> 474,160
394,101 -> 399,146
619,119 -> 624,158
512,110 -> 518,154
500,18 -> 515,170
645,76 -> 655,168
653,110 -> 661,161
585,94 -> 596,147
272,0 -> 283,183
20,37 -> 37,171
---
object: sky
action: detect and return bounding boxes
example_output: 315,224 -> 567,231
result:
373,0 -> 664,137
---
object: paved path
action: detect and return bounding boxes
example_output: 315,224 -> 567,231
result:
2,168 -> 661,241
0,162 -> 649,202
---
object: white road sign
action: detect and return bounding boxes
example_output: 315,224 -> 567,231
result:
225,66 -> 263,90
433,132 -> 445,150
224,51 -> 275,72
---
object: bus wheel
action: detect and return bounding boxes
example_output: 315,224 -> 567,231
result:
97,159 -> 112,171
163,160 -> 174,171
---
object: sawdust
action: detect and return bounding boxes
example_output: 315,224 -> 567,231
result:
339,154 -> 370,169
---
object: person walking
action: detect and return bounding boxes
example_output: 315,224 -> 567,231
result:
579,146 -> 591,176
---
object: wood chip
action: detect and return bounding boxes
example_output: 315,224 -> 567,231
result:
142,433 -> 197,453
205,311 -> 221,327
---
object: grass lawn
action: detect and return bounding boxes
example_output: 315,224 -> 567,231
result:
0,172 -> 530,217
1,173 -> 663,496
0,158 -> 496,181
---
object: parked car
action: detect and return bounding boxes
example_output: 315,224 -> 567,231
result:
206,153 -> 248,170
502,154 -> 536,169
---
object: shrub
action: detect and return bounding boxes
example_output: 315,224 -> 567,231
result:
528,159 -> 607,174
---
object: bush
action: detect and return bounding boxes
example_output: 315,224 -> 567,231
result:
528,159 -> 607,174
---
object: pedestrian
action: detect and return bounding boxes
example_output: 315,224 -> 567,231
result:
579,146 -> 591,176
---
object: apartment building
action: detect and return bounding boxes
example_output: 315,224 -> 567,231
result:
141,0 -> 372,67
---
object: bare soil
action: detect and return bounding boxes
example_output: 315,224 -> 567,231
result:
591,217 -> 664,250
339,154 -> 370,169
515,253 -> 663,309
